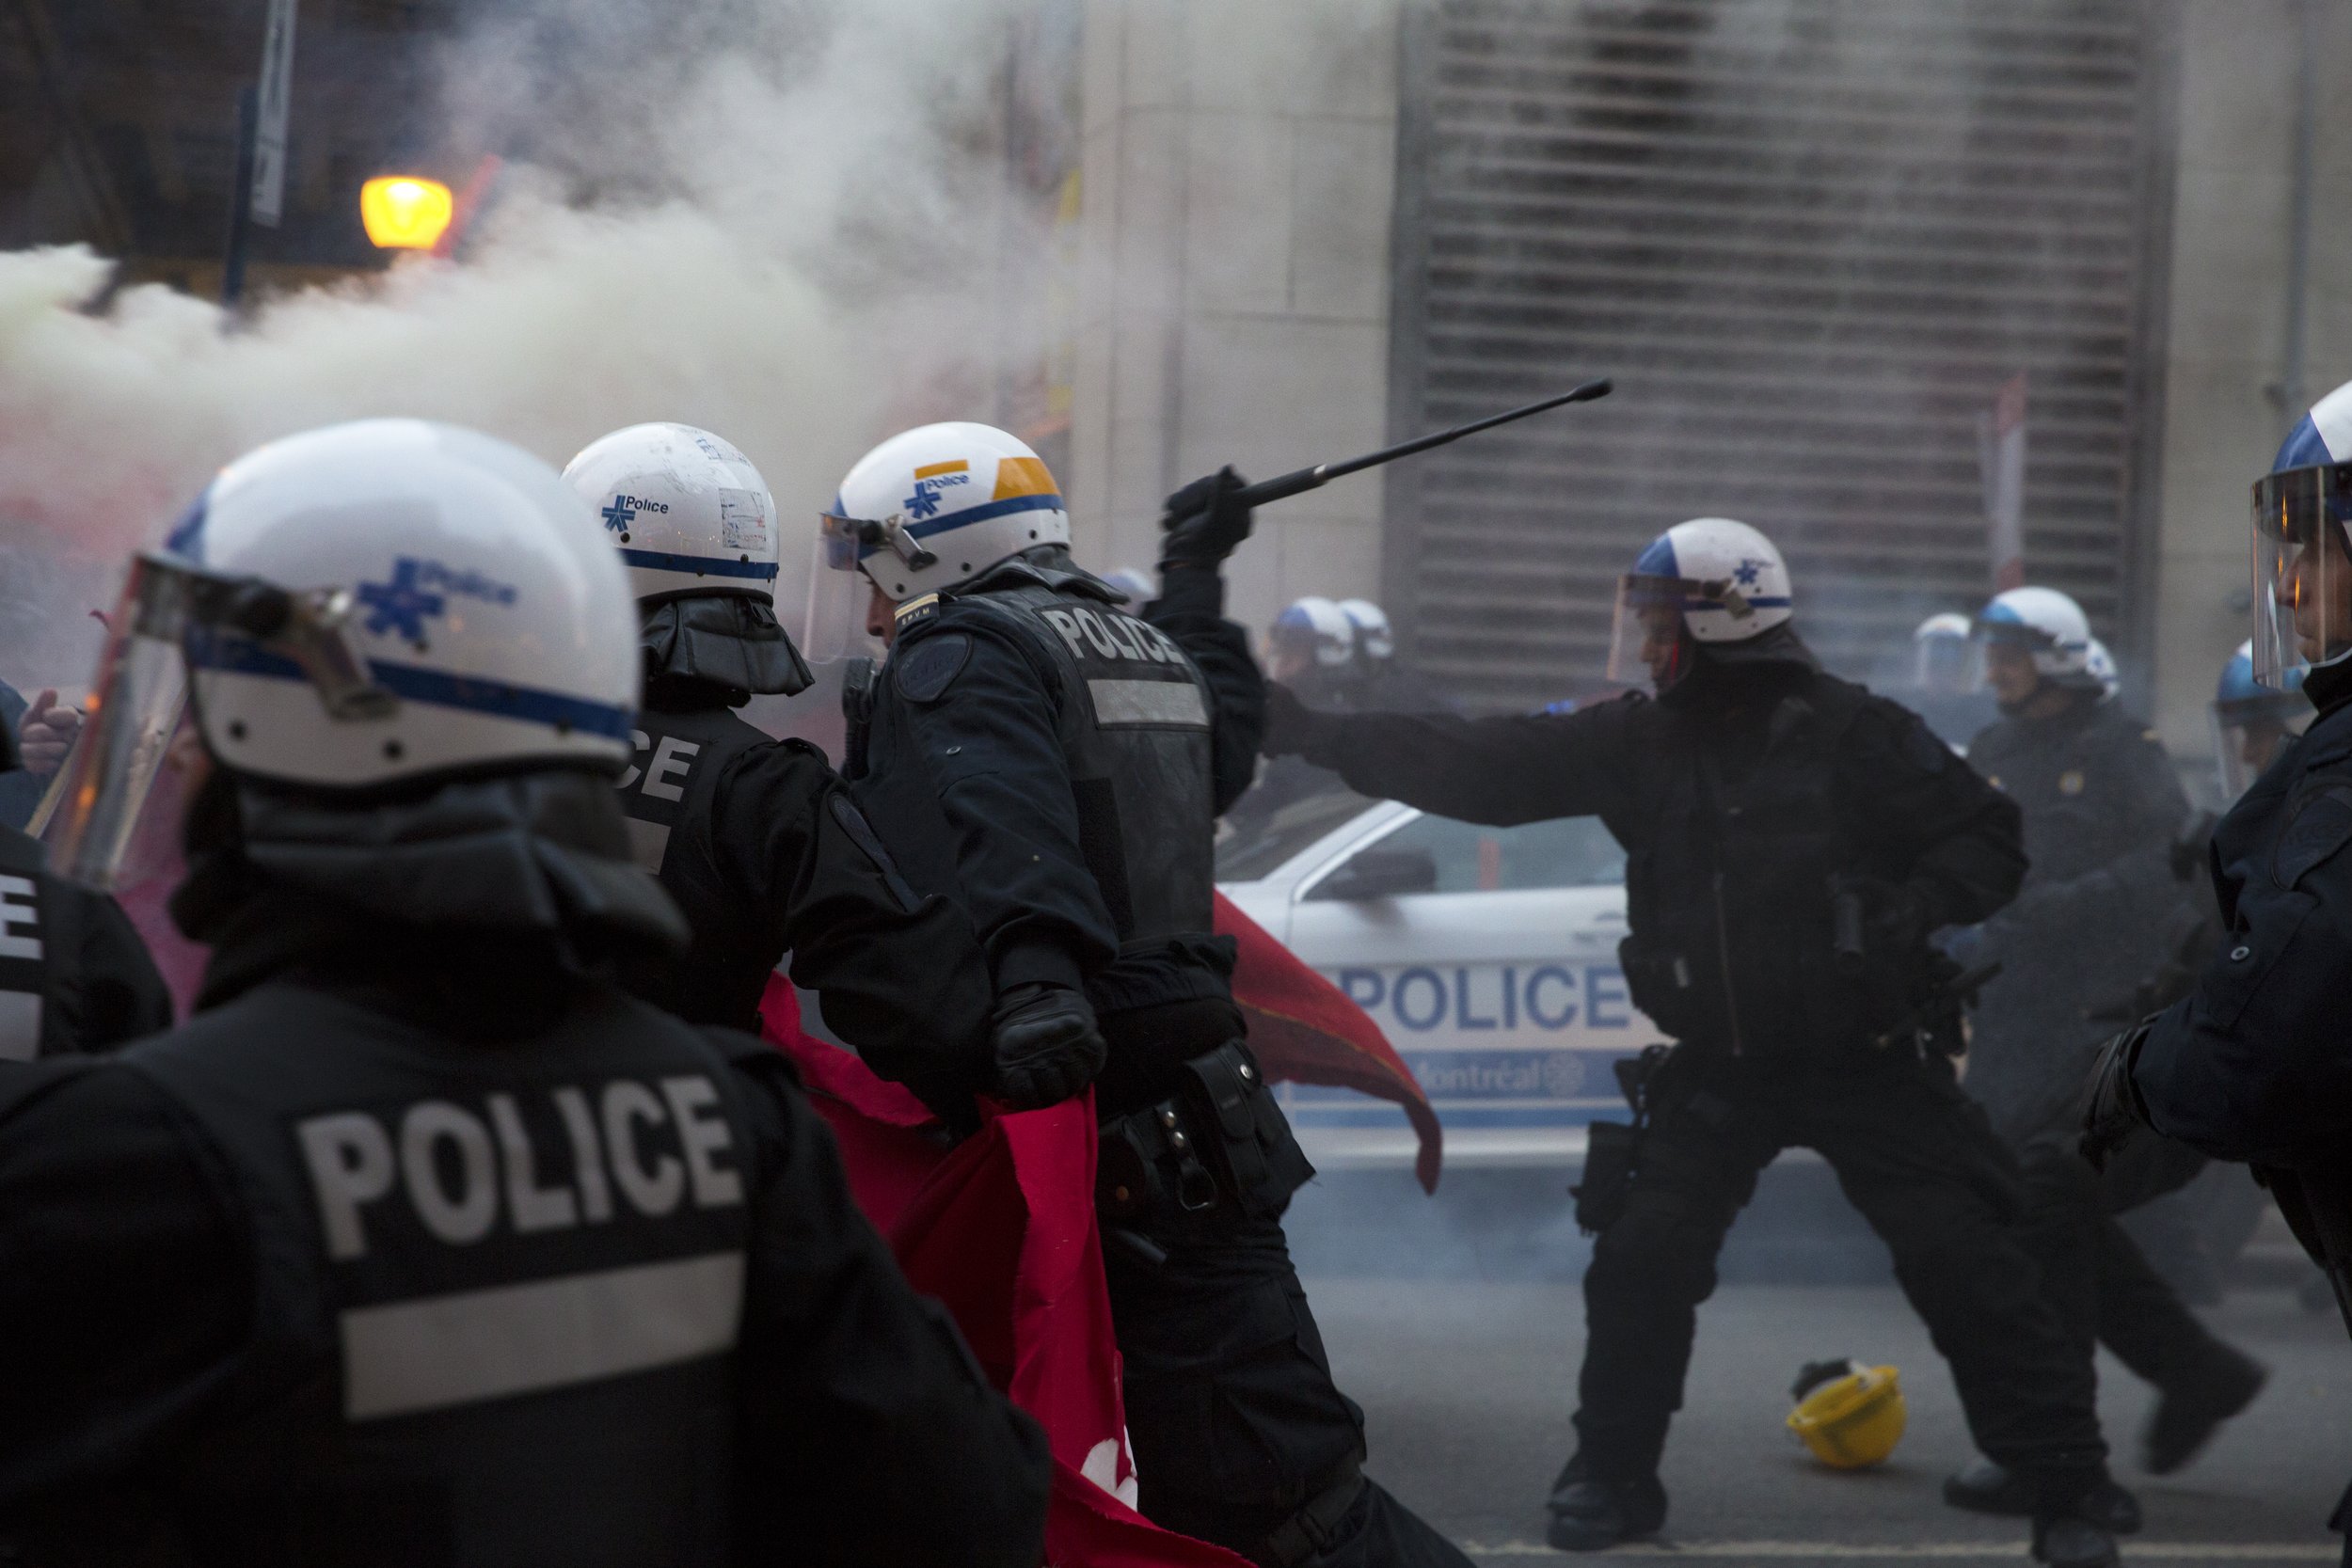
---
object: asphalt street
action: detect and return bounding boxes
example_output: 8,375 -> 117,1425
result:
1302,1274 -> 2350,1567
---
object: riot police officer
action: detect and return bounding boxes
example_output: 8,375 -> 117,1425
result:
1266,516 -> 2123,1567
0,717 -> 171,1060
1942,588 -> 2262,1524
815,426 -> 1472,1568
564,423 -> 993,1108
2088,374 -> 2352,1341
0,420 -> 1049,1566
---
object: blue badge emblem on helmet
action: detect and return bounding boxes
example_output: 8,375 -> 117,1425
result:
358,557 -> 519,641
358,559 -> 447,641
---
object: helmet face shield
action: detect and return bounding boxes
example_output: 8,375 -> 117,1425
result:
1607,574 -> 1697,688
801,515 -> 887,663
50,553 -> 390,887
2252,464 -> 2352,688
1914,633 -> 1983,695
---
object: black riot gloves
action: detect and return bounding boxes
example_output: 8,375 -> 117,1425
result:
2079,1021 -> 2154,1171
1159,467 -> 1255,570
990,983 -> 1108,1111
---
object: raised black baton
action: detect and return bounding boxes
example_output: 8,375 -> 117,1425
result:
1228,376 -> 1613,508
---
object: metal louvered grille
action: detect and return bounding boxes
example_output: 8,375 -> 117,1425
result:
1383,0 -> 2174,710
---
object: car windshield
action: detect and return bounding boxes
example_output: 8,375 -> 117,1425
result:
1216,786 -> 1376,882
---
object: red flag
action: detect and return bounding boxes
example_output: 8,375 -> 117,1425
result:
1216,891 -> 1442,1195
760,982 -> 1251,1568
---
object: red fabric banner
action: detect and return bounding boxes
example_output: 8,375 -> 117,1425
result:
1215,891 -> 1442,1195
757,903 -> 1438,1564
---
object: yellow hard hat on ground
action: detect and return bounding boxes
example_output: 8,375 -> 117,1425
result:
1787,1358 -> 1906,1469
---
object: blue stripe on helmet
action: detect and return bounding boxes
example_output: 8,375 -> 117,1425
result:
2274,414 -> 2335,473
190,632 -> 632,740
615,547 -> 779,581
165,498 -> 207,562
897,492 -> 1064,544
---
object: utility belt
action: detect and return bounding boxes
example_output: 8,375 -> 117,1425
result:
1097,1038 -> 1313,1249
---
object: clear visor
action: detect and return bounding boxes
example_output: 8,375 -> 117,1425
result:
801,516 -> 885,664
1914,636 -> 1985,695
2251,465 -> 2352,688
47,552 -> 389,888
1606,573 -> 1699,688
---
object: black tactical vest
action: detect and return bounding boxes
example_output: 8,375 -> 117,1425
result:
947,582 -> 1218,948
616,703 -> 775,1030
123,980 -> 757,1567
1619,678 -> 1890,1058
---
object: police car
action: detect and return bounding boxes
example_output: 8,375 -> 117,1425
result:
1217,787 -> 1656,1170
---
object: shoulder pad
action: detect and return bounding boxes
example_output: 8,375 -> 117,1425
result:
892,630 -> 973,704
2277,784 -> 2352,890
894,594 -> 942,631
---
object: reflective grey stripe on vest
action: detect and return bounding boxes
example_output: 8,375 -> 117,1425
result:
624,818 -> 673,874
342,1249 -> 745,1420
0,870 -> 45,1061
1089,679 -> 1208,728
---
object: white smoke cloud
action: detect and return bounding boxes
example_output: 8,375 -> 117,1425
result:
0,0 -> 1039,688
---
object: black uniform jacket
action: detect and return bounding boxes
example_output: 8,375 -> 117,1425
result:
854,557 -> 1264,1015
0,894 -> 1049,1566
1282,651 -> 2026,1059
0,821 -> 172,1059
621,679 -> 994,1102
1962,694 -> 2193,1144
2135,669 -> 2352,1171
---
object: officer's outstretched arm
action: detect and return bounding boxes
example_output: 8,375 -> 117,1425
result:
716,740 -> 994,1099
730,1053 -> 1051,1564
1144,562 -> 1266,816
1271,686 -> 1645,828
2133,841 -> 2352,1168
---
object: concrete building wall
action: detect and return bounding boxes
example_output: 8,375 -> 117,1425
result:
2152,0 -> 2352,768
1066,0 -> 1400,637
1071,0 -> 2346,755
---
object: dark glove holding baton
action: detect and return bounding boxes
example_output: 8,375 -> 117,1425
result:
2079,1020 -> 2154,1171
990,983 -> 1108,1111
1159,467 -> 1255,570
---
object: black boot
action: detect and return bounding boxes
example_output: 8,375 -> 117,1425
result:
2033,1512 -> 2122,1568
1945,1459 -> 2140,1534
1545,1457 -> 1667,1553
2144,1346 -> 2266,1475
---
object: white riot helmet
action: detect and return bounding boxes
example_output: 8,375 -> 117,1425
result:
562,422 -> 780,604
1337,599 -> 1394,664
2252,377 -> 2352,686
1607,517 -> 1793,688
1972,585 -> 2096,687
817,421 -> 1067,610
1270,596 -> 1355,675
1912,612 -> 1979,695
52,420 -> 636,887
2085,638 -> 2120,702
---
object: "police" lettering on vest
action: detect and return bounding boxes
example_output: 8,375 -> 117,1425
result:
618,732 -> 699,801
1040,606 -> 1184,667
295,1076 -> 741,1260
